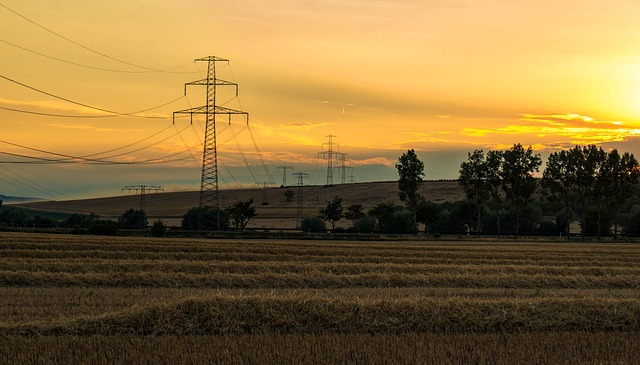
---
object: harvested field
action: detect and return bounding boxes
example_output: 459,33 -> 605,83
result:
0,232 -> 639,363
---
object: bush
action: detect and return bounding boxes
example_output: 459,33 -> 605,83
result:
182,206 -> 229,230
151,220 -> 167,237
87,220 -> 117,236
357,215 -> 377,233
300,216 -> 326,233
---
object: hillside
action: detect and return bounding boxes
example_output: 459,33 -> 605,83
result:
18,180 -> 463,229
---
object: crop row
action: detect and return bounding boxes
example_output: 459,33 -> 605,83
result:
2,247 -> 639,269
2,269 -> 640,289
1,258 -> 639,277
3,294 -> 640,336
2,332 -> 639,365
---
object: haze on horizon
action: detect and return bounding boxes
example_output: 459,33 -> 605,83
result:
2,0 -> 640,200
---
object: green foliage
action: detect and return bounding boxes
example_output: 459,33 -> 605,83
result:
151,220 -> 167,237
396,149 -> 425,233
226,199 -> 257,230
318,196 -> 343,231
300,216 -> 327,233
118,209 -> 147,229
368,201 -> 401,232
386,210 -> 414,234
357,215 -> 376,233
182,206 -> 230,230
416,201 -> 441,233
344,204 -> 365,232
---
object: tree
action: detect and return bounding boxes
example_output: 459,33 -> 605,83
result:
182,206 -> 229,230
368,201 -> 400,232
485,150 -> 504,236
319,196 -> 343,231
344,203 -> 365,233
500,144 -> 542,238
396,149 -> 425,234
459,149 -> 489,234
570,145 -> 605,239
599,149 -> 640,239
542,149 -> 577,238
416,201 -> 440,234
300,216 -> 326,233
151,219 -> 167,237
226,198 -> 257,230
118,208 -> 147,229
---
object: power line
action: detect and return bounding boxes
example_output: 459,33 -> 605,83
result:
0,2 -> 196,73
0,38 -> 197,74
0,74 -> 180,119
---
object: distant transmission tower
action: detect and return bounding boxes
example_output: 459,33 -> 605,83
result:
292,172 -> 309,228
318,135 -> 337,186
276,166 -> 294,187
121,185 -> 164,212
336,152 -> 348,184
173,56 -> 248,228
122,185 -> 163,227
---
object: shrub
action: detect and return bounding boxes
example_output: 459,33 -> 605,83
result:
151,220 -> 167,237
300,216 -> 326,233
87,220 -> 117,236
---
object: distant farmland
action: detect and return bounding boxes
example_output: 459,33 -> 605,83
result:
17,180 -> 464,229
0,232 -> 639,364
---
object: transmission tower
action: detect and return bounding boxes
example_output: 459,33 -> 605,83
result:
335,152 -> 348,184
347,166 -> 355,183
122,185 -> 163,227
276,166 -> 294,187
292,172 -> 309,228
173,56 -> 248,228
121,185 -> 164,212
318,135 -> 337,186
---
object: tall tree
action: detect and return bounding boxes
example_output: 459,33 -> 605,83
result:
396,149 -> 425,234
459,149 -> 489,234
572,145 -> 605,240
344,203 -> 365,233
485,150 -> 504,236
319,196 -> 344,232
501,144 -> 542,238
226,198 -> 257,231
600,149 -> 640,239
541,149 -> 577,238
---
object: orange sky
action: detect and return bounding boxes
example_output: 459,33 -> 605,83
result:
2,0 -> 640,198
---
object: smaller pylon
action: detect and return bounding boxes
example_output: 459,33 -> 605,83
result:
276,166 -> 294,187
292,172 -> 309,228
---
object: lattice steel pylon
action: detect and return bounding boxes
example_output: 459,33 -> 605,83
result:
292,172 -> 309,229
318,135 -> 337,186
173,56 -> 248,227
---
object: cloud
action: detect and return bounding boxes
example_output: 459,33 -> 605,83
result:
460,113 -> 640,149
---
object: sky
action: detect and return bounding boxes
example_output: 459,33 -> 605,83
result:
2,0 -> 640,200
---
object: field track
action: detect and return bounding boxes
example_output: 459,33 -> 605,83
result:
1,232 -> 639,363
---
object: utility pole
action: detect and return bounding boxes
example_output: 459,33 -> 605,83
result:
173,56 -> 248,229
276,166 -> 294,187
318,135 -> 337,186
292,172 -> 309,228
347,166 -> 355,184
